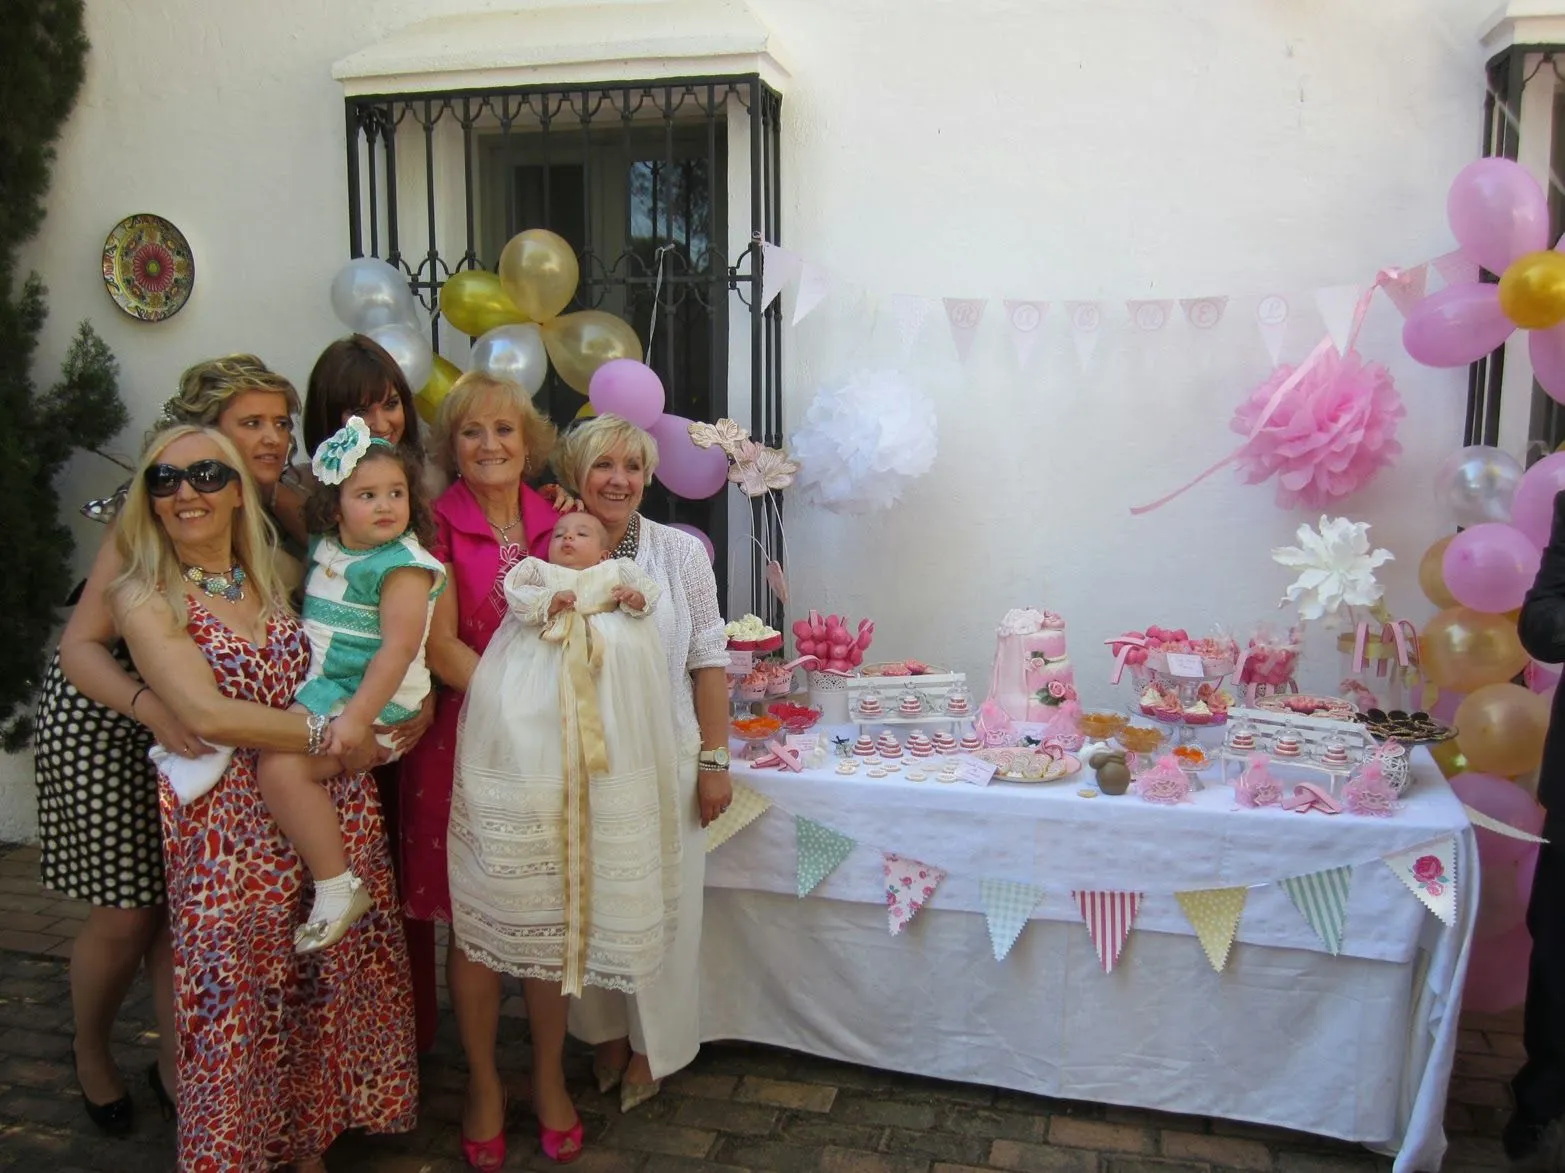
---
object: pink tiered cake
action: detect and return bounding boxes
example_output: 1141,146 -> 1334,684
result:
931,731 -> 957,754
906,732 -> 934,757
985,609 -> 1077,723
959,732 -> 983,752
852,735 -> 876,758
876,732 -> 903,759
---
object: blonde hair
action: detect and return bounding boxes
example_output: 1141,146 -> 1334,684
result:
110,426 -> 291,625
157,355 -> 301,435
431,371 -> 558,481
552,413 -> 660,495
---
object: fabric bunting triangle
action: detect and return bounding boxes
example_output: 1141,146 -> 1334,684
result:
885,293 -> 934,357
1280,866 -> 1353,955
1002,300 -> 1048,368
883,852 -> 947,936
704,780 -> 772,853
1073,890 -> 1142,973
979,878 -> 1045,961
1464,804 -> 1548,845
795,817 -> 855,897
943,298 -> 987,363
791,263 -> 833,325
1175,887 -> 1248,972
759,242 -> 803,310
1382,835 -> 1458,927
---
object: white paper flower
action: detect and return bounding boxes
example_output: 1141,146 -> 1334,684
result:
1271,515 -> 1394,621
788,370 -> 938,514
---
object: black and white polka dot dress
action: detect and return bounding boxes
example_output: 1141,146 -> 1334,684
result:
35,647 -> 164,908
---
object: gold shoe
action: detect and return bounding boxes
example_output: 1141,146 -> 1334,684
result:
294,878 -> 373,954
592,1059 -> 626,1095
619,1078 -> 662,1113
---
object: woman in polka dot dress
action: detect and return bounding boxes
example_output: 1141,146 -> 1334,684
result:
41,356 -> 301,1135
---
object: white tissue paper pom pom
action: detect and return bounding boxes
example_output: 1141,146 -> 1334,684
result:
788,370 -> 938,514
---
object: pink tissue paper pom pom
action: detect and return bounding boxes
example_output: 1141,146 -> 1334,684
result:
1229,349 -> 1405,510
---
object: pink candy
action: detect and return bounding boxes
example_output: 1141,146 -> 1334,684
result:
795,610 -> 874,673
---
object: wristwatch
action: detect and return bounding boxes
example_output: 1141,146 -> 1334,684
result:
698,747 -> 731,771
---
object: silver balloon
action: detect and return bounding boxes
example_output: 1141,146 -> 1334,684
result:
1435,444 -> 1523,526
470,323 -> 548,394
330,257 -> 416,333
366,322 -> 433,394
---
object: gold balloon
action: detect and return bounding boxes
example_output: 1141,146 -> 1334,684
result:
498,229 -> 580,323
540,311 -> 642,395
1428,739 -> 1469,781
574,400 -> 598,421
1455,683 -> 1551,777
1421,606 -> 1529,693
1418,536 -> 1459,610
439,270 -> 528,337
414,354 -> 462,425
1499,250 -> 1565,330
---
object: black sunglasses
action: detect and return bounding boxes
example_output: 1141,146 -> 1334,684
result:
143,460 -> 241,498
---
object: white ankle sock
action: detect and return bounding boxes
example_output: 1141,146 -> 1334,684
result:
307,870 -> 360,925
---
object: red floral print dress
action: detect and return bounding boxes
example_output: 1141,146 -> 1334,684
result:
158,602 -> 418,1172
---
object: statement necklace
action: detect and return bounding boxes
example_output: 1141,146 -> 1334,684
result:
183,562 -> 246,603
614,512 -> 641,560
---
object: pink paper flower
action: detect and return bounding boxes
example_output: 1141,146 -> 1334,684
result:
1229,348 -> 1405,510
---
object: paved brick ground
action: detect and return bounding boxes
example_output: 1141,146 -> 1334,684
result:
0,842 -> 1513,1171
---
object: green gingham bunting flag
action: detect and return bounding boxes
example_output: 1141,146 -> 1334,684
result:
979,879 -> 1046,961
1280,865 -> 1353,955
795,817 -> 855,898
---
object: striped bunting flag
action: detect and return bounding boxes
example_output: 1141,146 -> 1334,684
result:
1073,890 -> 1143,974
1281,865 -> 1353,955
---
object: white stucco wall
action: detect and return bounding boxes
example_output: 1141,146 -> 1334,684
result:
0,0 -> 1496,838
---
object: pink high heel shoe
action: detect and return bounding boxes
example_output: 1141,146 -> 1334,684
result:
460,1091 -> 508,1170
538,1116 -> 584,1164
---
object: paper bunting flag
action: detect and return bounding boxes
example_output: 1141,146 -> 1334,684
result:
1002,300 -> 1048,368
1314,284 -> 1360,355
886,294 -> 934,357
759,243 -> 803,310
1175,887 -> 1248,972
1464,804 -> 1549,845
795,817 -> 855,897
1180,296 -> 1228,329
1432,249 -> 1479,288
1255,295 -> 1289,364
883,852 -> 947,935
1280,865 -> 1352,955
791,263 -> 833,325
980,878 -> 1045,961
1073,890 -> 1142,973
1064,301 -> 1103,371
1382,836 -> 1458,927
943,298 -> 987,364
1383,265 -> 1429,318
1126,299 -> 1171,332
704,780 -> 772,853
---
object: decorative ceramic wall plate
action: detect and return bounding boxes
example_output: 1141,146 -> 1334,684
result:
102,214 -> 194,321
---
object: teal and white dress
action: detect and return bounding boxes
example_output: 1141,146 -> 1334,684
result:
296,532 -> 446,751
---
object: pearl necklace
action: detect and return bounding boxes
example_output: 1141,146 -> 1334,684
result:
614,513 -> 641,560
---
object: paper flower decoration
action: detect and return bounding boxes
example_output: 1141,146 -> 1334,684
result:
1229,348 -> 1405,510
1272,515 -> 1393,622
688,420 -> 798,499
789,370 -> 938,514
312,415 -> 373,486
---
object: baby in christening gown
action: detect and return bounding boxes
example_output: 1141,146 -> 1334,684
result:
449,513 -> 682,997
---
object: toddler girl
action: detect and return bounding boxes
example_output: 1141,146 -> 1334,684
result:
258,416 -> 445,953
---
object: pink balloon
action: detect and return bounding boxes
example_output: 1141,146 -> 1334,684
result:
1527,659 -> 1562,696
1531,323 -> 1565,405
1403,283 -> 1513,368
669,521 -> 715,564
1442,522 -> 1542,613
1477,855 -> 1527,939
1450,771 -> 1546,868
1517,844 -> 1539,908
649,413 -> 729,499
1463,921 -> 1532,1015
1447,157 -> 1550,276
588,359 -> 666,429
1511,450 -> 1565,548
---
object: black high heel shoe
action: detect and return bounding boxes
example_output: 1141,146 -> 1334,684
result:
147,1061 -> 175,1121
71,1040 -> 133,1136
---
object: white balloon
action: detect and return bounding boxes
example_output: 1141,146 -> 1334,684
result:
470,323 -> 548,395
330,257 -> 415,333
1435,445 -> 1524,527
366,322 -> 433,394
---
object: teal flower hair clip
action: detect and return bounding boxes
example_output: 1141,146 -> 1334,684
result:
312,415 -> 376,486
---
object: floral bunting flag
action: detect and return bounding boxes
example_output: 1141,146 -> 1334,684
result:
886,294 -> 935,357
1073,890 -> 1142,973
760,242 -> 803,310
1175,887 -> 1248,972
1382,836 -> 1458,927
943,298 -> 987,364
979,878 -> 1045,961
791,263 -> 833,325
884,852 -> 947,935
1003,300 -> 1048,368
1064,301 -> 1103,371
795,816 -> 855,897
704,780 -> 772,853
1180,296 -> 1228,329
1280,866 -> 1353,955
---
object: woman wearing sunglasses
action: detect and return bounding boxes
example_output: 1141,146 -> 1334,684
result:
111,425 -> 417,1172
38,356 -> 299,1136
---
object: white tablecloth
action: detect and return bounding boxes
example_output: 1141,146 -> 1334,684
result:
698,739 -> 1477,1173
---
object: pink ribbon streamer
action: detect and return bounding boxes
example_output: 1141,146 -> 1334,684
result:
1352,618 -> 1420,678
1104,634 -> 1147,685
1131,271 -> 1402,516
1282,782 -> 1344,815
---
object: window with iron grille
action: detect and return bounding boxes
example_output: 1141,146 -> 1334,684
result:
343,77 -> 784,628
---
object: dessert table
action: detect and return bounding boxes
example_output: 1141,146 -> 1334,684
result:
698,736 -> 1476,1173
